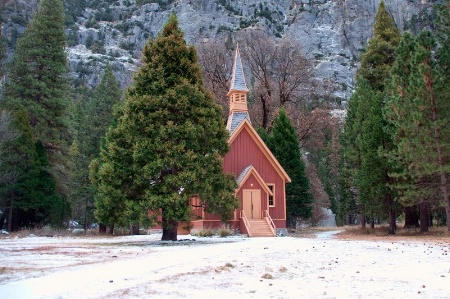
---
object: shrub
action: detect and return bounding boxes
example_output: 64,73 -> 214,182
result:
197,228 -> 215,237
218,225 -> 232,237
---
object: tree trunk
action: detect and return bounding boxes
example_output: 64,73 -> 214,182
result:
439,165 -> 450,231
428,85 -> 450,232
161,219 -> 178,241
0,212 -> 5,230
388,203 -> 396,235
108,224 -> 114,235
99,223 -> 107,234
445,197 -> 450,233
260,94 -> 269,130
404,206 -> 419,228
7,197 -> 13,232
360,205 -> 366,228
419,202 -> 429,233
130,222 -> 139,235
83,197 -> 89,231
386,193 -> 396,234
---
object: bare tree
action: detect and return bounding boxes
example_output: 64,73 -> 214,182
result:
197,32 -> 314,129
238,30 -> 313,129
305,158 -> 331,225
196,41 -> 234,119
275,38 -> 312,106
238,31 -> 276,129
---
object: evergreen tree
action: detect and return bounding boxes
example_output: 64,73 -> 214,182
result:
70,65 -> 122,230
0,108 -> 37,230
2,0 -> 69,146
358,1 -> 400,92
383,33 -> 420,228
385,28 -> 450,232
89,103 -> 128,235
336,147 -> 358,226
0,108 -> 65,230
86,65 -> 122,157
340,1 -> 400,233
0,0 -> 70,222
0,110 -> 20,229
266,108 -> 313,226
91,15 -> 238,240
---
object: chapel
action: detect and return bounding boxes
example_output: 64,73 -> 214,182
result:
190,46 -> 291,237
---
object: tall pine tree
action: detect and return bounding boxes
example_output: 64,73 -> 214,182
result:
265,108 -> 313,226
70,65 -> 122,230
0,0 -> 70,227
0,108 -> 64,230
2,0 -> 69,146
385,27 -> 450,232
0,110 -> 20,229
341,1 -> 400,233
86,65 -> 122,158
91,15 -> 238,240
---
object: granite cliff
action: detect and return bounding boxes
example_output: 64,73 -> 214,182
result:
0,0 -> 440,100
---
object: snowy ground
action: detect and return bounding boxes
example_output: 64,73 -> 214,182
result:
0,231 -> 449,298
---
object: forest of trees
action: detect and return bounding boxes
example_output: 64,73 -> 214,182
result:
341,1 -> 450,233
0,0 -> 448,235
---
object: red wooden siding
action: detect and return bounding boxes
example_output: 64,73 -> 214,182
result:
224,126 -> 286,222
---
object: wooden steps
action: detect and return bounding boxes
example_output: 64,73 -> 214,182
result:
247,218 -> 276,237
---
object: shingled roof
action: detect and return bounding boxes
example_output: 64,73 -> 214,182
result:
236,165 -> 252,185
226,45 -> 250,133
228,45 -> 248,93
226,111 -> 251,134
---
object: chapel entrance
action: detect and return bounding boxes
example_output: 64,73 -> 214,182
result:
243,189 -> 261,219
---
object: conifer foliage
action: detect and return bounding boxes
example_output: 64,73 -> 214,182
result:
2,0 -> 69,147
264,108 -> 313,226
340,1 -> 400,233
70,65 -> 123,230
385,8 -> 450,232
0,0 -> 70,229
91,15 -> 238,240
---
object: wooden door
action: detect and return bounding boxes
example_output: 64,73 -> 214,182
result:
243,189 -> 261,219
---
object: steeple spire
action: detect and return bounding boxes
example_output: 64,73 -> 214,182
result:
228,44 -> 249,114
228,44 -> 249,95
226,44 -> 251,133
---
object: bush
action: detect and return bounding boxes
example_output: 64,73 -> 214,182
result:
192,225 -> 233,237
196,228 -> 215,237
218,225 -> 232,237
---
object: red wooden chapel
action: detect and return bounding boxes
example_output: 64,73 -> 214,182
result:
190,46 -> 291,237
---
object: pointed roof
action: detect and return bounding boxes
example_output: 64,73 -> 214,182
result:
229,118 -> 291,183
227,44 -> 250,132
226,111 -> 251,134
235,165 -> 273,196
228,45 -> 249,94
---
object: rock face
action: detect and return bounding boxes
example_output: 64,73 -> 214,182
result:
0,0 -> 440,98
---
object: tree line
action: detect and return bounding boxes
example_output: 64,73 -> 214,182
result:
1,0 -> 446,236
0,0 -> 123,231
0,0 -> 322,236
340,1 -> 450,233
